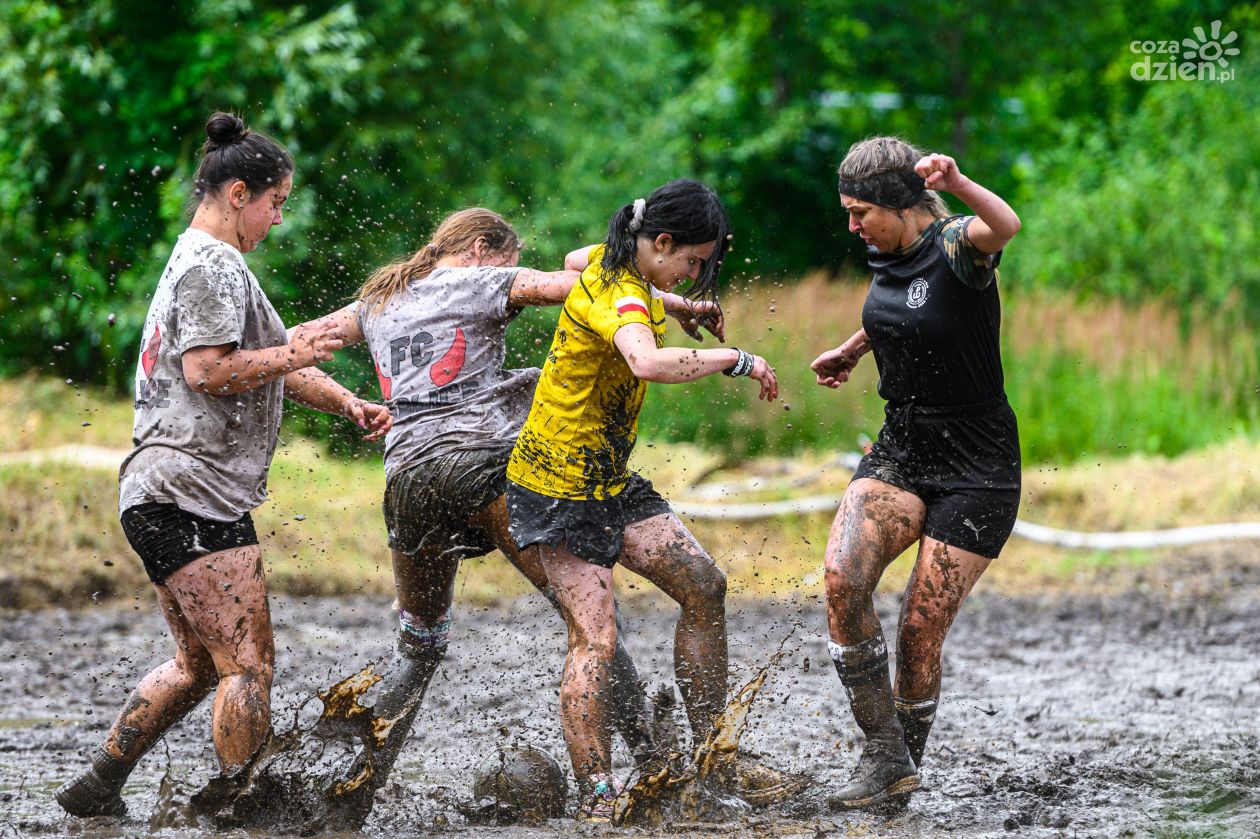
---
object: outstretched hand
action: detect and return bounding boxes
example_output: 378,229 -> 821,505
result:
915,153 -> 970,194
749,354 -> 778,401
289,321 -> 345,367
346,398 -> 393,441
811,344 -> 863,388
673,300 -> 726,343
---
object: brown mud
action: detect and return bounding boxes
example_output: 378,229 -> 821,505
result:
1,549 -> 1258,838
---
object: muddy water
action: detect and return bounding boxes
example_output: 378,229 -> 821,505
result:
1,570 -> 1257,838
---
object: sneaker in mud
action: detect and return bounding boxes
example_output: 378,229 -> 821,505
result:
55,769 -> 127,818
578,773 -> 619,823
727,754 -> 811,807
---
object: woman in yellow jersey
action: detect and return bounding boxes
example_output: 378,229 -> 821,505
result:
294,208 -> 724,822
505,179 -> 778,820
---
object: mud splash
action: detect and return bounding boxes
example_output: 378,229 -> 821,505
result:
615,638 -> 810,826
7,553 -> 1260,838
148,664 -> 413,835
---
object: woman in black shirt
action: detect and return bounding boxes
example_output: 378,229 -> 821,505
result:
812,136 -> 1022,810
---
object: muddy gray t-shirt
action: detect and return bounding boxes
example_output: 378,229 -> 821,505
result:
357,266 -> 540,478
119,228 -> 288,521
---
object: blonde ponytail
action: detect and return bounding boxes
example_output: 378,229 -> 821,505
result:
357,209 -> 522,316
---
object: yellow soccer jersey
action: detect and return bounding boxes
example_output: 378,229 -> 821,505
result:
507,246 -> 666,500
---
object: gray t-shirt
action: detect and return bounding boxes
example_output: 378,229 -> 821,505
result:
357,266 -> 540,478
119,228 -> 288,521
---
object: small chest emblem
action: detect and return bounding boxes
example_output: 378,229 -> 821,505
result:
907,278 -> 929,309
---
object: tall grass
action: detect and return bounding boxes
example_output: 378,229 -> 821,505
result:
632,275 -> 1260,464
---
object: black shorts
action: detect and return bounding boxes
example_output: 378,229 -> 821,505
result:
505,473 -> 673,568
853,397 -> 1021,559
120,503 -> 259,585
384,446 -> 511,559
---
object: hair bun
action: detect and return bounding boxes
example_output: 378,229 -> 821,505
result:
205,112 -> 249,149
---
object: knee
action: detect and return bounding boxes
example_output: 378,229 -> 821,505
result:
673,556 -> 726,610
692,560 -> 727,605
824,559 -> 874,606
185,659 -> 220,696
174,647 -> 219,696
218,659 -> 274,694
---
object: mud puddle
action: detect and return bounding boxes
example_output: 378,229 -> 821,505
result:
1,565 -> 1257,838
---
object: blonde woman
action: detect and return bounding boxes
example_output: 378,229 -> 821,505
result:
302,208 -> 723,820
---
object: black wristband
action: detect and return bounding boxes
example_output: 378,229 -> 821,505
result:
723,348 -> 753,377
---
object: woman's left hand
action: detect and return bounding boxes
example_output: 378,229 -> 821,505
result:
915,154 -> 970,193
346,398 -> 393,441
672,300 -> 725,342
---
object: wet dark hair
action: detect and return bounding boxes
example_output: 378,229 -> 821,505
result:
599,178 -> 731,305
191,112 -> 293,205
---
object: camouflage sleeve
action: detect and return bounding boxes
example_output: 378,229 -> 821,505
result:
940,216 -> 1002,290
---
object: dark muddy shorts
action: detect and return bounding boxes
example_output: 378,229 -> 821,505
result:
505,473 -> 673,568
120,502 -> 259,585
384,446 -> 513,559
853,397 -> 1021,559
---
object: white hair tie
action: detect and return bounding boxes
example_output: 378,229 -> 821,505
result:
628,198 -> 647,233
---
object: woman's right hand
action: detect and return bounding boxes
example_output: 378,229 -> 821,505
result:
288,321 -> 345,367
811,344 -> 863,387
749,354 -> 779,401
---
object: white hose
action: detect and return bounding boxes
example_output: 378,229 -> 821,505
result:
11,445 -> 1260,550
675,452 -> 1260,550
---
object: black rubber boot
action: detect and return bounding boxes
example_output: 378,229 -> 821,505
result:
331,635 -> 446,828
895,695 -> 938,769
827,635 -> 919,811
55,746 -> 132,817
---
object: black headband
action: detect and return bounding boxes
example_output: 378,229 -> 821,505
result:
837,169 -> 927,210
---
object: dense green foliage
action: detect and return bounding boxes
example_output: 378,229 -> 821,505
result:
0,0 -> 1255,461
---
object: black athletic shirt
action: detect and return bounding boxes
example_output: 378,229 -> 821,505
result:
861,214 -> 1005,408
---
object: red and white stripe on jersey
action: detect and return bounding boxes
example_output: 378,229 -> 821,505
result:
615,295 -> 649,317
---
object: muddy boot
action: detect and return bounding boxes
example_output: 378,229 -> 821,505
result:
895,695 -> 938,769
726,753 -> 812,806
827,636 -> 918,811
55,746 -> 133,817
331,631 -> 447,828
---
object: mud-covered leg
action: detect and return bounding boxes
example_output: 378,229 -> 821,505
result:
329,548 -> 457,829
823,479 -> 925,810
56,586 -> 219,817
894,537 -> 992,769
479,497 -> 654,759
620,514 -> 728,743
374,549 -> 458,758
536,543 -> 618,784
167,547 -> 275,773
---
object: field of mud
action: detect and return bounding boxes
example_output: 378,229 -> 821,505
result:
1,550 -> 1257,839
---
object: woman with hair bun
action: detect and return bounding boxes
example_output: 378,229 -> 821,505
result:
812,137 -> 1022,810
55,112 -> 390,818
505,178 -> 779,821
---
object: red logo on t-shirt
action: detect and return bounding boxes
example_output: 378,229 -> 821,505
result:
375,360 -> 392,400
141,325 -> 161,379
430,328 -> 466,387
